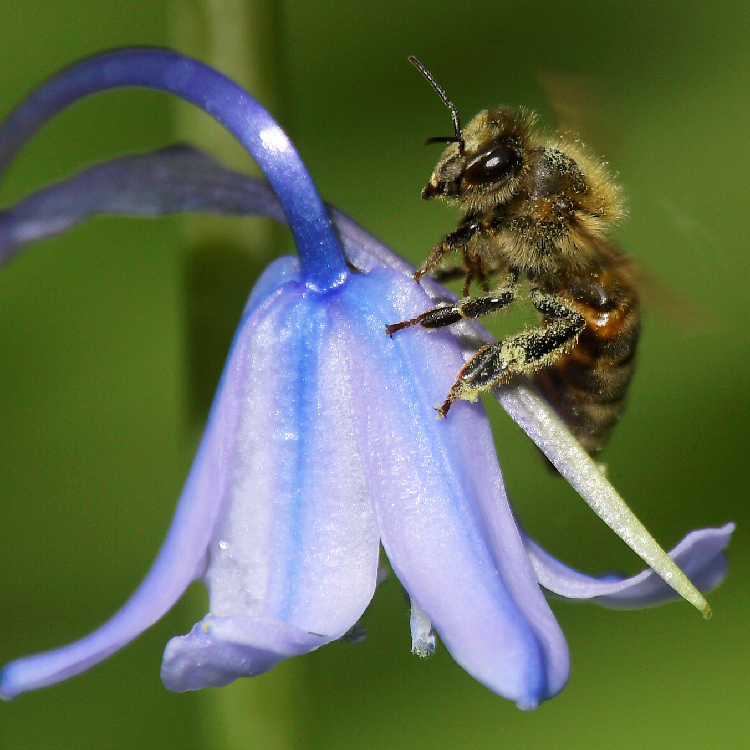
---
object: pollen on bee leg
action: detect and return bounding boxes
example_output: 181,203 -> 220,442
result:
409,599 -> 436,658
436,381 -> 480,419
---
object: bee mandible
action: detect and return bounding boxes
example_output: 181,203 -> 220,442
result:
386,57 -> 640,455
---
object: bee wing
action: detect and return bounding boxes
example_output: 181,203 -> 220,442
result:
585,232 -> 709,334
634,264 -> 713,334
537,70 -> 620,157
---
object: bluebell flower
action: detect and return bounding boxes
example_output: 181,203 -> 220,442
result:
0,50 -> 734,709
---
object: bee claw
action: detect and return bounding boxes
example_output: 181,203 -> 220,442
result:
435,396 -> 454,420
385,319 -> 416,337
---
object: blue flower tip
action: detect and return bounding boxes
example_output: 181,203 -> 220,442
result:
1,662 -> 22,701
160,617 -> 331,693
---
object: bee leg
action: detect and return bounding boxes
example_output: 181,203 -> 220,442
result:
427,265 -> 468,284
476,260 -> 491,294
385,289 -> 516,336
437,290 -> 585,418
461,248 -> 489,296
414,218 -> 482,283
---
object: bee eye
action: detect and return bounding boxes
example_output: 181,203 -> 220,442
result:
463,144 -> 522,187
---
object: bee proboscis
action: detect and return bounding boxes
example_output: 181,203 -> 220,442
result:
387,57 -> 640,455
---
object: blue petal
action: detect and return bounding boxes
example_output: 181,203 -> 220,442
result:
161,276 -> 380,691
332,268 -> 570,709
162,617 -> 327,691
525,523 -> 734,608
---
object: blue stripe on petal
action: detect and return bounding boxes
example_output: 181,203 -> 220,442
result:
164,282 -> 380,690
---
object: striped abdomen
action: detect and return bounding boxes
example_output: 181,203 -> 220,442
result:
533,265 -> 641,455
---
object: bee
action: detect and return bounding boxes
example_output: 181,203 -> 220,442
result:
387,57 -> 640,455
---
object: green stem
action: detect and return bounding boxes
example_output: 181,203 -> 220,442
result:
172,0 -> 293,421
171,2 -> 308,748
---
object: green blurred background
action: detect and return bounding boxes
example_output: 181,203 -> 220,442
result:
0,1 -> 748,748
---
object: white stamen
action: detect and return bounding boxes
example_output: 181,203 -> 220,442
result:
410,599 -> 437,657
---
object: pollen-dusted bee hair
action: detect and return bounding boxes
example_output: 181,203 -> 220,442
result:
388,57 -> 640,456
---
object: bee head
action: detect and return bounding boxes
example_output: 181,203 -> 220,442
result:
409,58 -> 532,211
423,107 -> 533,211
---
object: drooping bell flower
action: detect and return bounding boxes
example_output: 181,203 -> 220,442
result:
0,49 -> 733,709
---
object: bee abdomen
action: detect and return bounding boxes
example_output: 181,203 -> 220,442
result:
533,273 -> 640,455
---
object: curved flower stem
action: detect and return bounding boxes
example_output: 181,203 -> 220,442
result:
170,0 -> 288,266
0,48 -> 347,291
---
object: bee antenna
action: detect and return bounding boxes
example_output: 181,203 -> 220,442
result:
408,56 -> 464,149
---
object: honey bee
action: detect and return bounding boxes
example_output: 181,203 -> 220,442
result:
387,57 -> 640,455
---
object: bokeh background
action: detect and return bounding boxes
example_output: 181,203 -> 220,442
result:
0,1 -> 748,748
